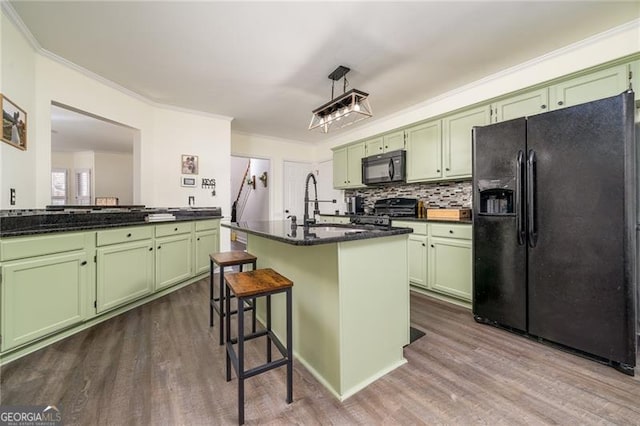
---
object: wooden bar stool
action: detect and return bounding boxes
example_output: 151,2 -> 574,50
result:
224,268 -> 293,425
209,251 -> 257,345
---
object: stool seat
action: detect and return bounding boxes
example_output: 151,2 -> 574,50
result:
210,251 -> 257,267
209,251 -> 257,345
225,268 -> 293,298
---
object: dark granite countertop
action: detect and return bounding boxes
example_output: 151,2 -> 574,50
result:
0,207 -> 222,237
223,220 -> 412,246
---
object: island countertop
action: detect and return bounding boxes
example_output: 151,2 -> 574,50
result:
223,220 -> 412,246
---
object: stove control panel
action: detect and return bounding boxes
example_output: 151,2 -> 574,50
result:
350,215 -> 391,227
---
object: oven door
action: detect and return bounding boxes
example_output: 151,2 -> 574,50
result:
362,150 -> 405,185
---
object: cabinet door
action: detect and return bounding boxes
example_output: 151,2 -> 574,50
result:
428,237 -> 472,301
156,234 -> 193,290
408,234 -> 428,289
494,88 -> 549,122
346,142 -> 366,188
443,105 -> 490,179
406,121 -> 442,182
1,252 -> 88,351
194,229 -> 219,275
383,131 -> 405,152
364,137 -> 384,156
550,64 -> 629,110
332,147 -> 349,189
97,240 -> 154,313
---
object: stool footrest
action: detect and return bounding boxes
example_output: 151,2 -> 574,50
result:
211,299 -> 255,316
228,329 -> 288,359
244,358 -> 289,379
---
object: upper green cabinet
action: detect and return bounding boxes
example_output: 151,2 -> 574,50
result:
383,130 -> 405,152
549,64 -> 629,110
442,105 -> 490,179
364,136 -> 384,155
333,142 -> 366,189
405,121 -> 442,182
494,88 -> 549,123
365,131 -> 405,156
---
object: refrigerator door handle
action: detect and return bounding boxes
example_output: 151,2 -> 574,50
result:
516,150 -> 525,245
527,149 -> 538,247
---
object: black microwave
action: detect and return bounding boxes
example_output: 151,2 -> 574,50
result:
361,150 -> 406,185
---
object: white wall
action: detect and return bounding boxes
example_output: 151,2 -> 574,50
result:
1,11 -> 36,208
1,7 -> 233,224
94,151 -> 133,205
230,156 -> 270,222
231,131 -> 313,221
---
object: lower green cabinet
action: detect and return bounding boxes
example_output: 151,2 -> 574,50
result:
155,234 -> 192,290
407,234 -> 428,288
1,251 -> 89,351
194,229 -> 219,275
96,239 -> 154,313
428,236 -> 472,301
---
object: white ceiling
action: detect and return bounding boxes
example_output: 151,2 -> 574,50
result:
10,1 -> 640,144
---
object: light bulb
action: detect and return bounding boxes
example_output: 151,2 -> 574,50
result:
354,103 -> 361,112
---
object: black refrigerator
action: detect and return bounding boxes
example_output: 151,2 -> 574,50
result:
472,91 -> 637,375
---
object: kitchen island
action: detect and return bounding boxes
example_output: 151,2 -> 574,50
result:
222,220 -> 412,400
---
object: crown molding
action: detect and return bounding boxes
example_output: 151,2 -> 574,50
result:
1,1 -> 234,123
231,130 -> 311,146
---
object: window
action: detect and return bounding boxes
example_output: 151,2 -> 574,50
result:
75,168 -> 92,205
51,168 -> 68,205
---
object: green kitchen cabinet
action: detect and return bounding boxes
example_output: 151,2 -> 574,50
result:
364,136 -> 384,155
332,142 -> 366,189
194,229 -> 219,275
428,222 -> 472,302
155,233 -> 193,290
405,121 -> 442,182
383,130 -> 405,152
96,239 -> 154,313
442,105 -> 491,179
1,251 -> 89,351
549,64 -> 629,111
407,234 -> 428,289
494,88 -> 549,122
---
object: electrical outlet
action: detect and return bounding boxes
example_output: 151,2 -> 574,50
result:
10,188 -> 16,206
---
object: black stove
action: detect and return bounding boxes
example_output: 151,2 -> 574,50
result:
349,198 -> 418,228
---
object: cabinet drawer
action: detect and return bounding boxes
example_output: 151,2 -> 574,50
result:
429,223 -> 472,240
393,221 -> 427,235
1,232 -> 86,261
195,219 -> 219,232
96,226 -> 153,246
155,222 -> 193,237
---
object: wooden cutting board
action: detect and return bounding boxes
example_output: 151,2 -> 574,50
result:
426,208 -> 471,221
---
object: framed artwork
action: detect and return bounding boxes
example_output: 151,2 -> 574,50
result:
1,94 -> 27,150
181,154 -> 199,174
181,176 -> 197,187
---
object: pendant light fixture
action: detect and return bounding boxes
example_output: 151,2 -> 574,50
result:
308,65 -> 373,133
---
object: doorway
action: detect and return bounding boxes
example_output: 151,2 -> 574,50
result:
283,160 -> 313,221
230,156 -> 271,250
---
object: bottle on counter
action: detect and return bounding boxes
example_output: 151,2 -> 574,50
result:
417,200 -> 424,218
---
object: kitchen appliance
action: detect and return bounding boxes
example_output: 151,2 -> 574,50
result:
345,196 -> 364,215
472,91 -> 637,375
362,150 -> 406,185
349,197 -> 417,227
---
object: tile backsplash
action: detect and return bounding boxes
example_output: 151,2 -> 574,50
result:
345,180 -> 472,213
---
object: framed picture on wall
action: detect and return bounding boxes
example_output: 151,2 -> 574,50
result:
181,154 -> 199,175
181,176 -> 197,187
1,94 -> 27,150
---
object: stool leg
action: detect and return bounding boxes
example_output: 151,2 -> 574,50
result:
209,259 -> 214,327
286,287 -> 293,404
238,296 -> 245,425
226,282 -> 232,382
252,297 -> 257,333
266,295 -> 272,363
219,266 -> 225,345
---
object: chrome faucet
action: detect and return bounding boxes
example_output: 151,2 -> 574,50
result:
303,172 -> 336,228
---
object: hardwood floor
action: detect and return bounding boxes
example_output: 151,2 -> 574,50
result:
2,278 -> 639,425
